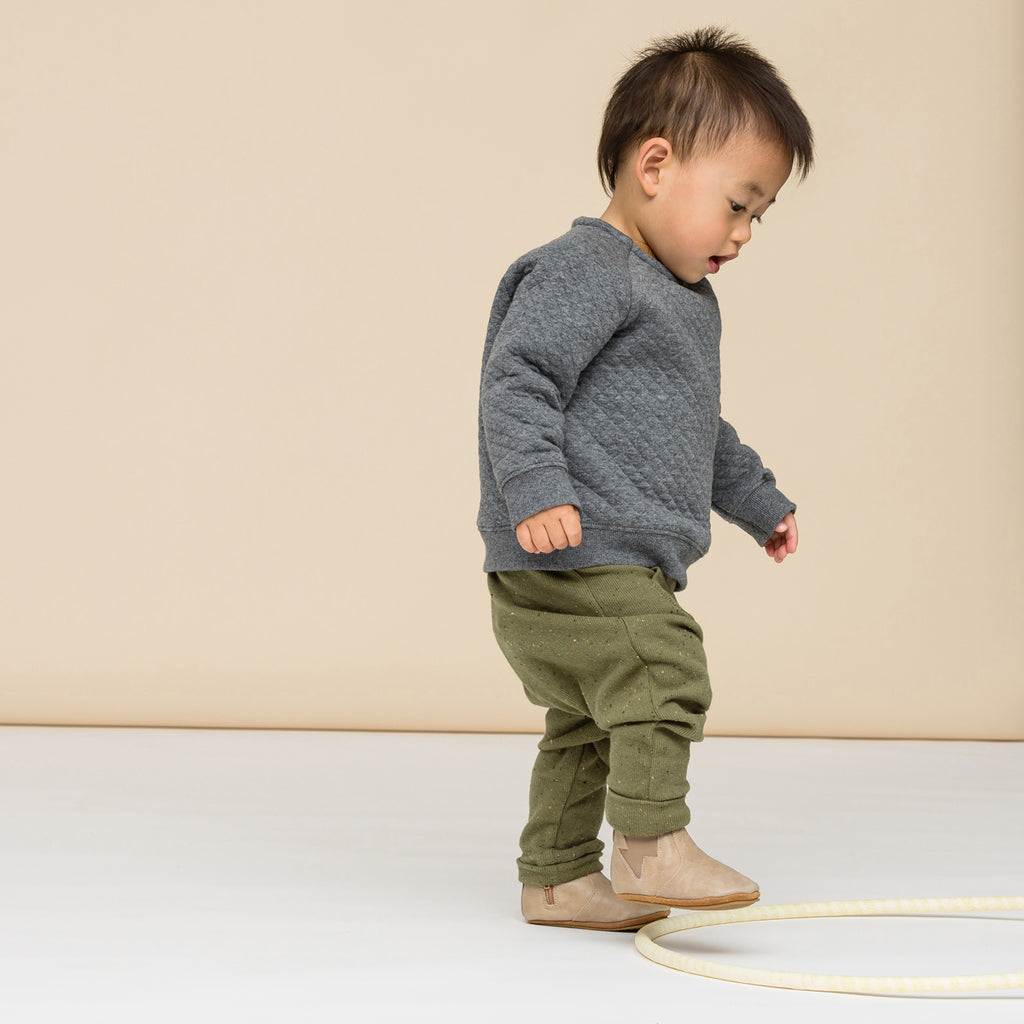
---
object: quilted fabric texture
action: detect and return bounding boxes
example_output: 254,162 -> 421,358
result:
477,218 -> 793,590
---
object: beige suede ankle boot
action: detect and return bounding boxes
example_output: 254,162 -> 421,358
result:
521,870 -> 671,931
610,828 -> 760,910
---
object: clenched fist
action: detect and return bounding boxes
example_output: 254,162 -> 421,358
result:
515,504 -> 582,554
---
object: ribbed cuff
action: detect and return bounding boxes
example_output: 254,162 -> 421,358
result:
500,464 -> 580,526
516,842 -> 604,885
725,483 -> 796,546
604,789 -> 691,837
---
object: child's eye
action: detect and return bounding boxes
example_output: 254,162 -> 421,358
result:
731,200 -> 763,225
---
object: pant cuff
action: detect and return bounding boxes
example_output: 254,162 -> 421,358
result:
517,846 -> 604,886
604,789 -> 690,837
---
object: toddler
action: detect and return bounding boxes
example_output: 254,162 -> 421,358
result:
477,27 -> 812,930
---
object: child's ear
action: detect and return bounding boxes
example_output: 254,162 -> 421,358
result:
634,138 -> 674,197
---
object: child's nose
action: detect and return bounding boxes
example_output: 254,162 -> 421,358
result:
731,220 -> 753,245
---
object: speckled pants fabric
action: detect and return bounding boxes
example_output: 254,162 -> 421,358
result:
488,565 -> 712,885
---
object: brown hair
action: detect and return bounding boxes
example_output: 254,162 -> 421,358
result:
598,27 -> 814,194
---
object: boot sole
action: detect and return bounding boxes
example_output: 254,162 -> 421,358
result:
617,891 -> 760,911
525,909 -> 671,931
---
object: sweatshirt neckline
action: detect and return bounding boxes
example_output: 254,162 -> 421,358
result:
572,216 -> 701,289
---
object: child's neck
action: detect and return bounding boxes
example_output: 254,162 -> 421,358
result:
599,194 -> 655,259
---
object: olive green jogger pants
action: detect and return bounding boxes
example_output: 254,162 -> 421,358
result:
488,565 -> 713,885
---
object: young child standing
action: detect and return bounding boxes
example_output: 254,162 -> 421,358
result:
478,28 -> 813,931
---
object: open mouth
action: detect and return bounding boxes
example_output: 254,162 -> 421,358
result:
707,254 -> 738,274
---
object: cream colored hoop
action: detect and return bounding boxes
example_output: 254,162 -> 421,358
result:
636,896 -> 1024,995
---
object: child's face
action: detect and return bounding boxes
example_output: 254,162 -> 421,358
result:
638,133 -> 793,285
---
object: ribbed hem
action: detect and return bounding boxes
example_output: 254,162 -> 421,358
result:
605,789 -> 691,837
480,525 -> 704,592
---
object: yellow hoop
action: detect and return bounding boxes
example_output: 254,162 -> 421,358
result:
636,896 -> 1024,995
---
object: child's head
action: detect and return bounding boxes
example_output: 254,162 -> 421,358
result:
597,28 -> 813,284
598,28 -> 814,195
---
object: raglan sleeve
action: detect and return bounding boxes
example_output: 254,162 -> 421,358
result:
480,255 -> 631,527
711,416 -> 796,545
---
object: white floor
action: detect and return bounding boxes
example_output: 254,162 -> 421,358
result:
0,728 -> 1022,1022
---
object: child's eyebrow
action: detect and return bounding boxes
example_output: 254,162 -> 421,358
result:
739,181 -> 778,209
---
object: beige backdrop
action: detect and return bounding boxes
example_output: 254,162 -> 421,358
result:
3,0 -> 1022,737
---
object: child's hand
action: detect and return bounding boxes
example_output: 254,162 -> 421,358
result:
516,504 -> 582,554
764,512 -> 798,563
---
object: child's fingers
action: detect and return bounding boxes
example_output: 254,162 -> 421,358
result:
528,525 -> 549,553
563,511 -> 583,547
531,522 -> 556,553
516,506 -> 582,554
786,518 -> 799,552
545,519 -> 571,551
515,522 -> 539,553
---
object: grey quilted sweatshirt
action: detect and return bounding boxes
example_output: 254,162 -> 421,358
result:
477,217 -> 794,590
